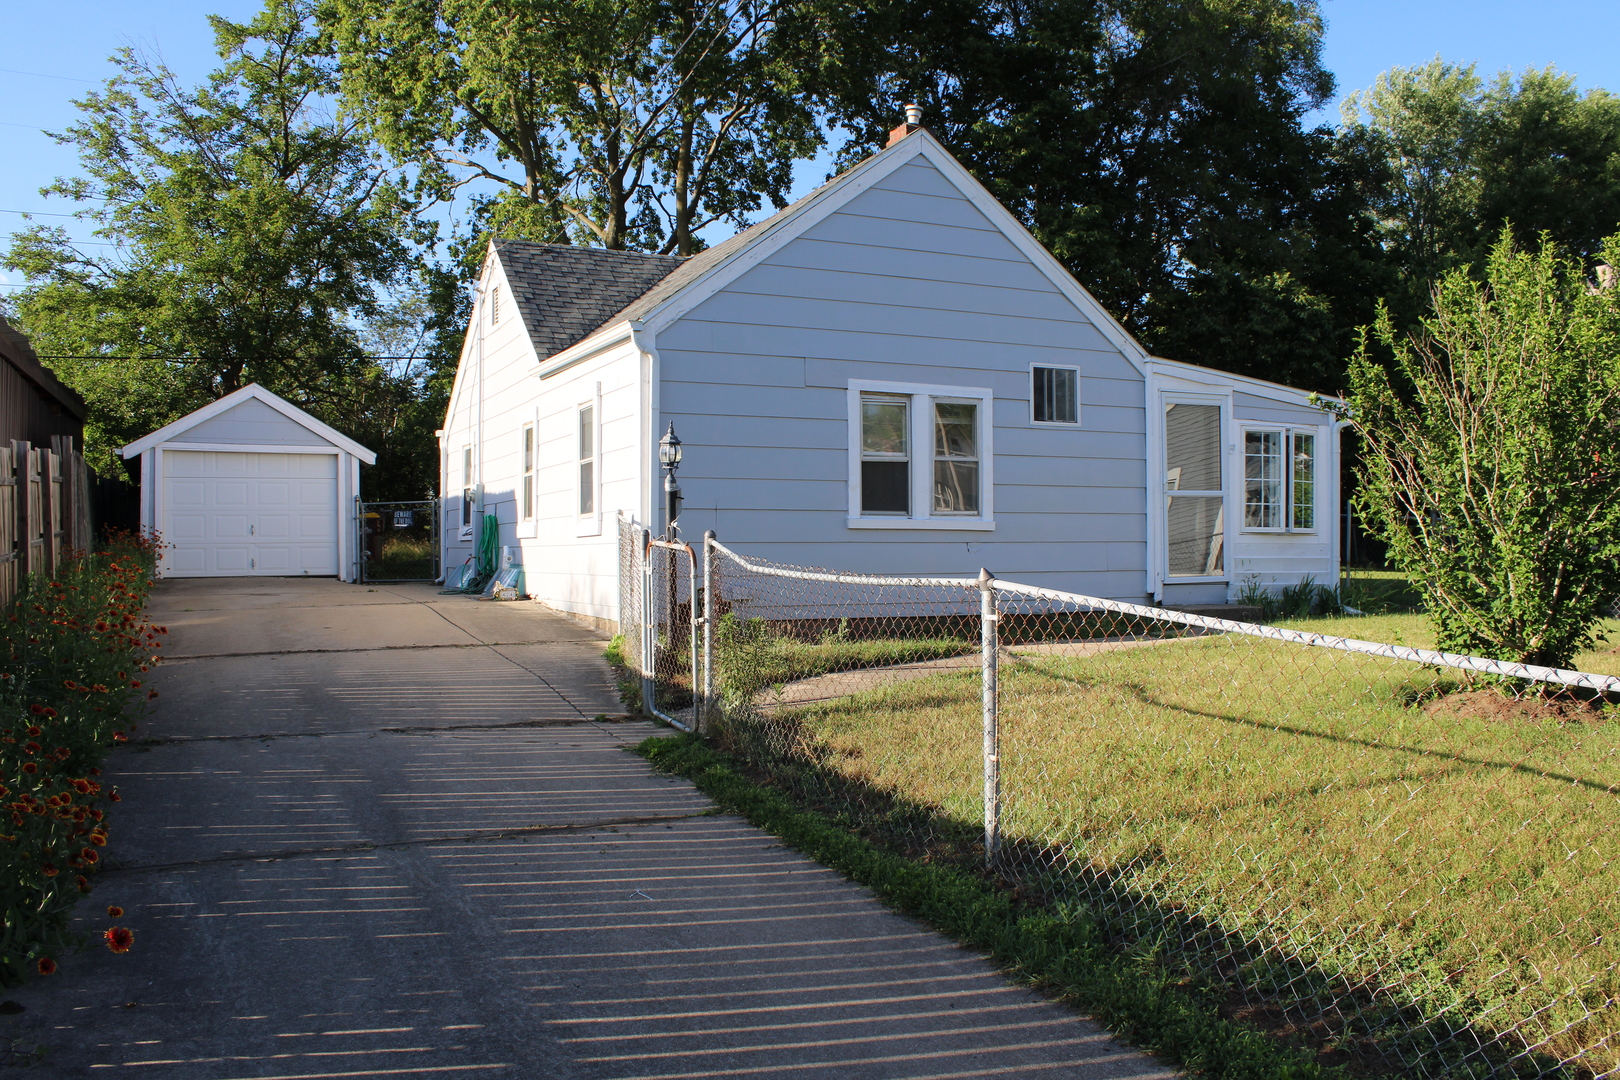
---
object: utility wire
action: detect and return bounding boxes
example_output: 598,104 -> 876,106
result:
0,67 -> 96,83
39,354 -> 446,361
0,209 -> 80,217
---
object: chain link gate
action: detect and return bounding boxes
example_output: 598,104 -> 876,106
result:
356,499 -> 439,583
618,514 -> 700,733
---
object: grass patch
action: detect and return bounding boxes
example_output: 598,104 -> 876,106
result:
637,731 -> 1339,1080
704,614 -> 1620,1076
363,535 -> 435,581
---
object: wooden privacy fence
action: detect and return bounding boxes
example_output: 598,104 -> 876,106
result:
0,436 -> 93,603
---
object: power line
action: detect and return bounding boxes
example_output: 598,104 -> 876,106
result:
0,67 -> 96,83
0,209 -> 80,218
38,354 -> 446,361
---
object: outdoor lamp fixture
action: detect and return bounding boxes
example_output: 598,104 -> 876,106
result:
659,422 -> 683,540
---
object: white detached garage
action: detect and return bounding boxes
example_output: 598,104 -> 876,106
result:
121,384 -> 375,581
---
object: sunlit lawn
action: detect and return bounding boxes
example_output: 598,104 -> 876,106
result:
754,612 -> 1620,1072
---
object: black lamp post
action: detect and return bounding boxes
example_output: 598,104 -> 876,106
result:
659,422 -> 683,541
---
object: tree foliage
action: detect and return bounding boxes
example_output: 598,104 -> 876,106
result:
1343,231 -> 1620,669
325,0 -> 841,258
1,0 -> 437,494
825,0 -> 1387,391
1342,59 -> 1620,321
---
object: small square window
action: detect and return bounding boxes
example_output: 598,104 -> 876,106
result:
1032,365 -> 1079,424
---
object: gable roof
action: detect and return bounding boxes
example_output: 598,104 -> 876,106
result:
492,240 -> 682,360
489,128 -> 1151,371
120,382 -> 376,463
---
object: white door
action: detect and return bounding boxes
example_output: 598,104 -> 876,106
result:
162,451 -> 339,576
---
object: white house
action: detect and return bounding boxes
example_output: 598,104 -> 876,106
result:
438,125 -> 1341,632
123,383 -> 376,581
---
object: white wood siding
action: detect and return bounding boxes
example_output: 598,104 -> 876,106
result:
440,254 -> 638,624
653,157 -> 1151,595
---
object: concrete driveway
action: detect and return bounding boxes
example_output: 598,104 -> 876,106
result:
0,578 -> 1172,1079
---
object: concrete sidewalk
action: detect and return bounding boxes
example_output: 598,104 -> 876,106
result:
0,579 -> 1174,1079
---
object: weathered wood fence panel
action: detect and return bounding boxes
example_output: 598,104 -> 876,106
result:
0,439 -> 92,605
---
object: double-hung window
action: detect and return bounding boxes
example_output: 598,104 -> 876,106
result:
849,380 -> 993,529
578,404 -> 596,517
520,424 -> 535,522
461,447 -> 475,529
1243,427 -> 1317,531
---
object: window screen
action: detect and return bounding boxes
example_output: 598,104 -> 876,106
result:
578,405 -> 595,517
1165,403 -> 1223,576
521,425 -> 534,521
1032,366 -> 1078,424
932,401 -> 979,513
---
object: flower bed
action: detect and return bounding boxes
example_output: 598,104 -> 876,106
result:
0,531 -> 163,985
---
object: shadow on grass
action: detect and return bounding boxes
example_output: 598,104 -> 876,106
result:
713,700 -> 1588,1080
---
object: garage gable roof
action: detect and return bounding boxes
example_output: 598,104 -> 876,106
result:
120,383 -> 377,463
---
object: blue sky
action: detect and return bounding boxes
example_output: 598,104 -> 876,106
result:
3,0 -> 1618,293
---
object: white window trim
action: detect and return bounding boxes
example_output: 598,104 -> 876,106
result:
1029,362 -> 1082,427
459,446 -> 477,541
1240,424 -> 1322,534
576,383 -> 604,537
1157,391 -> 1230,584
847,379 -> 995,531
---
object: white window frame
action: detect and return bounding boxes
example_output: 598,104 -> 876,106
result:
576,383 -> 603,537
459,446 -> 476,540
1240,425 -> 1320,534
1029,362 -> 1081,426
516,418 -> 538,539
847,379 -> 994,530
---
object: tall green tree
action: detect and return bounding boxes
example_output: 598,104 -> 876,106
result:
325,0 -> 841,258
826,0 -> 1389,392
2,0 -> 434,491
1341,59 -> 1620,320
1343,231 -> 1620,669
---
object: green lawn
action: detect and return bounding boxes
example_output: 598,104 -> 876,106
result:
718,612 -> 1620,1076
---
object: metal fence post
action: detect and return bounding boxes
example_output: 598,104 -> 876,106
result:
641,532 -> 655,717
979,567 -> 1000,866
701,530 -> 716,731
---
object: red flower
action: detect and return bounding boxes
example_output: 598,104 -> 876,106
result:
76,875 -> 89,893
112,731 -> 127,743
41,709 -> 55,718
21,763 -> 36,774
23,743 -> 39,754
146,691 -> 158,701
80,848 -> 98,863
35,957 -> 56,975
27,726 -> 41,737
109,791 -> 120,803
106,905 -> 123,918
40,863 -> 57,878
88,832 -> 106,846
71,780 -> 92,794
105,927 -> 134,954
28,704 -> 42,714
94,621 -> 109,632
54,747 -> 70,760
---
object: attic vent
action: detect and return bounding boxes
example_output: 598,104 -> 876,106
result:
490,286 -> 501,325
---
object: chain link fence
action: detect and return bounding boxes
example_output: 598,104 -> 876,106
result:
677,535 -> 1620,1079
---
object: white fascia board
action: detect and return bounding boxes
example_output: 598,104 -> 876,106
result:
1145,356 -> 1343,408
537,322 -> 635,380
121,383 -> 377,463
639,130 -> 1153,376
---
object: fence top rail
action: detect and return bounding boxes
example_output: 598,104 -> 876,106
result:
710,539 -> 980,591
711,539 -> 1620,695
647,537 -> 696,557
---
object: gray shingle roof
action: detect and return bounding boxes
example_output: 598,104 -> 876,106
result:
492,240 -> 683,360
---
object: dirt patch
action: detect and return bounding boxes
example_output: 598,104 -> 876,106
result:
1421,688 -> 1607,723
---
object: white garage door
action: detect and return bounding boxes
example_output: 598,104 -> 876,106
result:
163,451 -> 339,576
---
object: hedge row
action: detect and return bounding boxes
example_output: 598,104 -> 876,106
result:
0,532 -> 164,985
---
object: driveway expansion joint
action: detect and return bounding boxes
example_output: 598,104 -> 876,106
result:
98,811 -> 714,874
